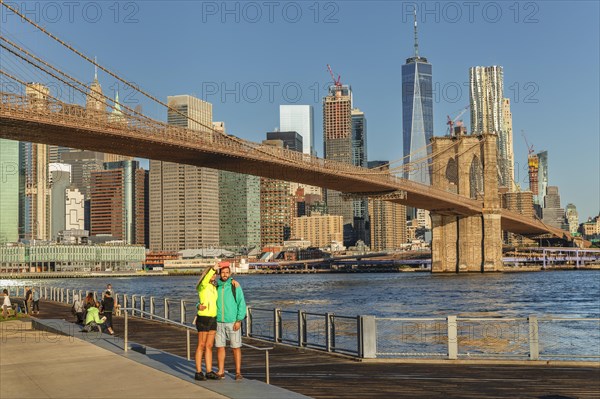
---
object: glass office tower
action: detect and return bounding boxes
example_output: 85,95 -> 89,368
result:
280,105 -> 314,155
402,16 -> 433,185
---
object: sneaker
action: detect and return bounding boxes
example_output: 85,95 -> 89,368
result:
216,372 -> 225,380
235,373 -> 243,381
194,372 -> 206,381
205,371 -> 219,380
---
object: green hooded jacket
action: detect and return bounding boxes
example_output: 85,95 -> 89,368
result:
216,278 -> 246,323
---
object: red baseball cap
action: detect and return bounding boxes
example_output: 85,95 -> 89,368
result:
218,261 -> 231,270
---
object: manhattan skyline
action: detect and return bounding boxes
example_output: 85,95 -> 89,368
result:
1,1 -> 598,219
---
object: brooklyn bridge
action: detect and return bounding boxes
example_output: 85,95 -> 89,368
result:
0,1 -> 582,273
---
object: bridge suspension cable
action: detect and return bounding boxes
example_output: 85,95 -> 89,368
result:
0,44 -> 153,125
0,1 -> 337,168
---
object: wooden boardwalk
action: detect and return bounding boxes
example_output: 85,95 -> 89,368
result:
33,301 -> 600,399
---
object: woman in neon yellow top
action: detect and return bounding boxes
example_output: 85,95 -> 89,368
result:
193,262 -> 237,380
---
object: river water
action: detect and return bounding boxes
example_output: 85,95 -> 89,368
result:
2,270 -> 599,318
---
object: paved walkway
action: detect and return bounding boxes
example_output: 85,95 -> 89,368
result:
0,319 -> 307,399
23,301 -> 600,398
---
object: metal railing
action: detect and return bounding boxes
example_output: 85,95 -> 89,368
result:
375,316 -> 600,361
27,285 -> 600,362
247,307 -> 363,357
120,307 -> 274,384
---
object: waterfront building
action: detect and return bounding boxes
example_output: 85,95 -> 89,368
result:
85,68 -> 131,164
60,150 -> 104,199
503,98 -> 515,190
502,190 -> 535,246
291,214 -> 343,248
0,139 -> 19,244
278,108 -> 323,200
368,161 -> 407,251
279,105 -> 314,155
260,140 -> 293,248
565,204 -> 579,235
266,131 -> 303,152
49,165 -> 71,240
65,187 -> 85,230
219,170 -> 261,250
149,95 -> 219,251
402,13 -> 433,185
537,151 -> 549,207
48,145 -> 71,164
90,160 -> 148,246
0,243 -> 146,273
542,186 -> 567,230
351,108 -> 369,244
580,216 -> 600,239
323,84 -> 355,245
20,84 -> 50,241
469,66 -> 512,189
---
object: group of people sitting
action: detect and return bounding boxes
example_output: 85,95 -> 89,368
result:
72,285 -> 116,335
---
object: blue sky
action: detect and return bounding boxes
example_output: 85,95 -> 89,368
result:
2,1 -> 598,220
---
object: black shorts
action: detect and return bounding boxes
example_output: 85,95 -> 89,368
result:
195,316 -> 217,332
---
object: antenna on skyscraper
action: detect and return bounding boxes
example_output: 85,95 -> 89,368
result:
94,56 -> 98,81
413,10 -> 419,58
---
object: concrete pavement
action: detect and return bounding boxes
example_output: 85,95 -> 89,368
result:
0,319 -> 309,399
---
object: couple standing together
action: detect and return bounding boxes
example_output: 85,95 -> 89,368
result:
195,261 -> 246,381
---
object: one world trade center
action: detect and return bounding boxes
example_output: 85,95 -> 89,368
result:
402,12 -> 433,186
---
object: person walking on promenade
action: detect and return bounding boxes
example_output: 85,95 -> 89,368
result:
24,286 -> 32,315
31,287 -> 40,315
2,289 -> 12,319
101,291 -> 115,334
215,262 -> 247,381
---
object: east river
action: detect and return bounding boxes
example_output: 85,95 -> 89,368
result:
2,271 -> 599,318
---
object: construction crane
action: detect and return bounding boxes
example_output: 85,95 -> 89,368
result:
447,105 -> 469,136
327,64 -> 342,87
521,129 -> 534,155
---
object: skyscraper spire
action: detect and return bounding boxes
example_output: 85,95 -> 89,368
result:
94,56 -> 98,81
413,10 -> 419,58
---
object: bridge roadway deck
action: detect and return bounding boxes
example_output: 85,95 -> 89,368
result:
31,301 -> 600,399
0,96 -> 573,239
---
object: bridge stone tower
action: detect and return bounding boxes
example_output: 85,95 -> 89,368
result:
430,132 -> 502,272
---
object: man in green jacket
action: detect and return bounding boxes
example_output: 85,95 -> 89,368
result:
215,262 -> 246,380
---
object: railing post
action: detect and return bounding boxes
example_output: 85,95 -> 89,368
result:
186,329 -> 191,361
43,286 -> 47,299
528,315 -> 539,360
140,296 -> 145,319
330,314 -> 336,352
246,306 -> 252,338
123,294 -> 128,312
265,350 -> 270,384
325,312 -> 334,352
298,310 -> 305,347
150,297 -> 155,319
131,296 -> 136,317
61,288 -> 64,303
164,298 -> 169,320
124,310 -> 128,352
78,290 -> 83,302
180,300 -> 185,324
447,315 -> 458,360
274,308 -> 281,342
66,289 -> 70,303
358,315 -> 377,358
